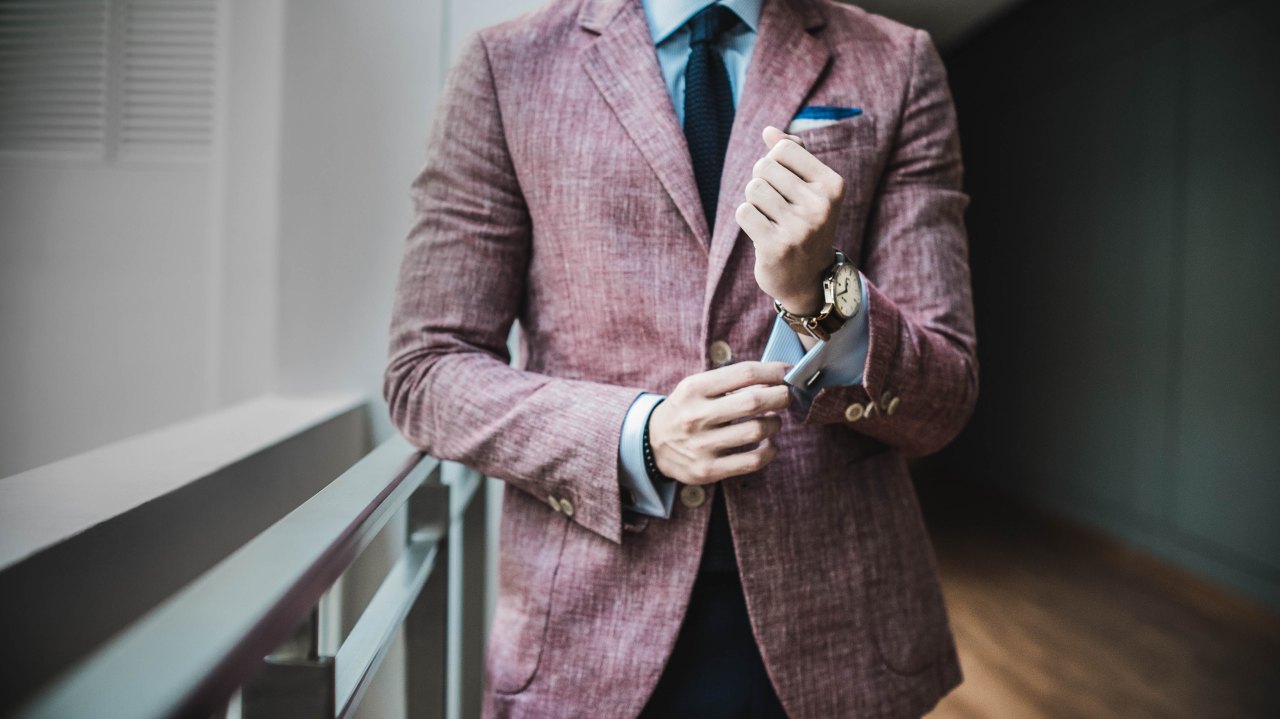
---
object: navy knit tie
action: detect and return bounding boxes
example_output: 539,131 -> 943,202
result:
683,3 -> 740,232
685,6 -> 741,572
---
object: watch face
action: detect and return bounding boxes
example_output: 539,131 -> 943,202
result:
832,264 -> 860,317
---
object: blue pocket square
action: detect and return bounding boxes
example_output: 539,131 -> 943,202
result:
788,105 -> 863,133
794,105 -> 863,120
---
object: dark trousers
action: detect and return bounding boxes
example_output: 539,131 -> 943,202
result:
640,495 -> 788,718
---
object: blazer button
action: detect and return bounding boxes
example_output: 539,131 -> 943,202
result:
844,402 -> 866,422
558,498 -> 575,517
547,494 -> 562,513
679,484 -> 707,509
886,396 -> 901,416
708,340 -> 733,367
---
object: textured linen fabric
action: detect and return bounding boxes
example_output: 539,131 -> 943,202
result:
618,252 -> 873,521
618,0 -> 869,520
383,0 -> 977,715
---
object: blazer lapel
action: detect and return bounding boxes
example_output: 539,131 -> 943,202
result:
580,0 -> 712,250
706,0 -> 831,293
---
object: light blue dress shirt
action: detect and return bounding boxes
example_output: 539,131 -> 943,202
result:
619,0 -> 871,518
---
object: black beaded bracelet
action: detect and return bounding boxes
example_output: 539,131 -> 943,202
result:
641,399 -> 670,483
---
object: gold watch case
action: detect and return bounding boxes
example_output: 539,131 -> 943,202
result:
825,259 -> 861,320
775,251 -> 861,342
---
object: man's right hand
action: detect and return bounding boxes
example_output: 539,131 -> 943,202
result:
648,361 -> 791,485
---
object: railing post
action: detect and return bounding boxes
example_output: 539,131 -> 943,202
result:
242,608 -> 334,719
405,468 -> 451,719
458,471 -> 488,719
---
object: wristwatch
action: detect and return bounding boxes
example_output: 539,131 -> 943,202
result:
774,250 -> 862,342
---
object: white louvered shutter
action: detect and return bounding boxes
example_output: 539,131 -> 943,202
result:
0,0 -> 217,160
118,0 -> 216,158
0,0 -> 110,155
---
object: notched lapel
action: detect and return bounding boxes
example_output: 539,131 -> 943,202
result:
579,0 -> 711,250
707,0 -> 832,290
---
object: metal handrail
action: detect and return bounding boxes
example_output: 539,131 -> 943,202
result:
14,434 -> 484,719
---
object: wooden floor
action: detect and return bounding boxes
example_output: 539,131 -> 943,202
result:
916,479 -> 1280,719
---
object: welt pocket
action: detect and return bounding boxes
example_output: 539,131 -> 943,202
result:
490,507 -> 571,694
795,115 -> 877,154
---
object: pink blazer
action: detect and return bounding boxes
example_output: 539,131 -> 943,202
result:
385,0 -> 978,715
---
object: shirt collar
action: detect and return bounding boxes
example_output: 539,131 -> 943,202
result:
642,0 -> 764,45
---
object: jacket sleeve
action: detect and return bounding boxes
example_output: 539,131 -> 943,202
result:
798,29 -> 979,457
383,33 -> 642,544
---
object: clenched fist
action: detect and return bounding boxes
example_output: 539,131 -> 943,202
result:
736,125 -> 845,315
648,361 -> 791,485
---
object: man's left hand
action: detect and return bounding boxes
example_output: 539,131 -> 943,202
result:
735,125 -> 845,315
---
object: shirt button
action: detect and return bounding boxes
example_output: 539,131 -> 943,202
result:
708,340 -> 733,367
547,494 -> 562,513
844,402 -> 866,422
558,498 -> 575,517
679,484 -> 707,509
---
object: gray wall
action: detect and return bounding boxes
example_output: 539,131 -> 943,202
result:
0,0 -> 441,478
941,0 -> 1280,608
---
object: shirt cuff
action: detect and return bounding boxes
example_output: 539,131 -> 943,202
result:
618,392 -> 676,518
764,273 -> 871,408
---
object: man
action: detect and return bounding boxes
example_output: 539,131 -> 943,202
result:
384,0 -> 977,715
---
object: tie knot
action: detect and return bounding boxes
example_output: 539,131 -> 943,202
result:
687,4 -> 739,47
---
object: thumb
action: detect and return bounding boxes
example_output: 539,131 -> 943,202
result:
762,125 -> 805,150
